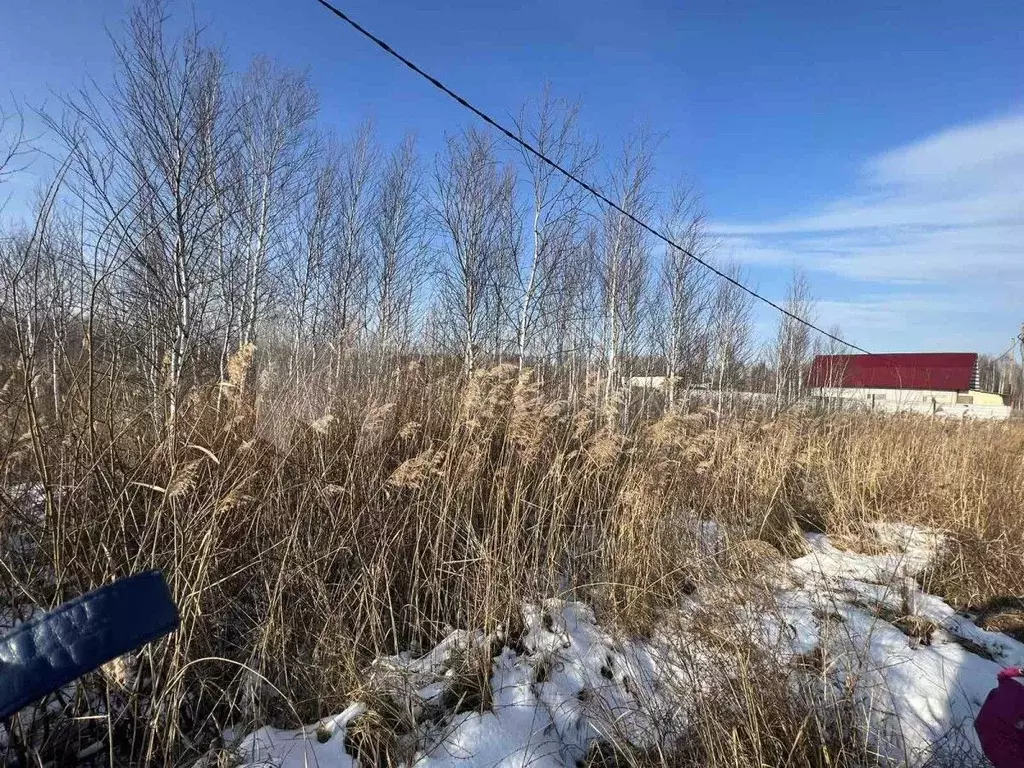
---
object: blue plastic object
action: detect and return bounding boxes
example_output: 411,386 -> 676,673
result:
0,570 -> 179,720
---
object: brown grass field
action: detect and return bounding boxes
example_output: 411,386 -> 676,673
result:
2,355 -> 1023,766
1,3 -> 1022,763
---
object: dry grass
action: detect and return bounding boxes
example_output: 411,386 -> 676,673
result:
1,360 -> 1022,765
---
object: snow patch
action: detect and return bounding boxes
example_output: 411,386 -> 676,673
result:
777,521 -> 1022,764
222,521 -> 1018,768
220,703 -> 366,768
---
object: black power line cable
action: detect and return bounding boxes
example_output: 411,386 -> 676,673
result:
311,0 -> 869,354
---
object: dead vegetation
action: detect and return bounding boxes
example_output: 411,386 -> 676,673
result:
1,357 -> 1022,765
0,4 -> 1022,764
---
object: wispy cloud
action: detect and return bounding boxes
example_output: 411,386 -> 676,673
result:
714,114 -> 1024,351
814,294 -> 1017,353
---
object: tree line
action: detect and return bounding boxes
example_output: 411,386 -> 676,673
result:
4,2 -> 1015,436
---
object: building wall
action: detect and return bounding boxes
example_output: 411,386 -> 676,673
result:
967,390 -> 1007,406
808,353 -> 978,391
811,387 -> 1011,420
627,376 -> 669,390
813,387 -> 959,406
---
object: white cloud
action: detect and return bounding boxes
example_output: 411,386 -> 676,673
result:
714,114 -> 1024,352
866,114 -> 1024,190
812,293 -> 1019,354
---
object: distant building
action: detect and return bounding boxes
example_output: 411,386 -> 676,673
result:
626,376 -> 670,390
807,352 -> 1010,418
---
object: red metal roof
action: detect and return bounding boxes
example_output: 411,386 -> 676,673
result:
807,353 -> 978,391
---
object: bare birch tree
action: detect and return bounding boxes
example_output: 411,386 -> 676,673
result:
709,260 -> 755,399
325,123 -> 376,383
772,268 -> 815,407
78,2 -> 229,436
512,90 -> 594,369
597,131 -> 656,403
651,185 -> 714,407
230,57 -> 318,351
285,150 -> 336,378
480,166 -> 521,364
372,134 -> 427,361
434,129 -> 514,373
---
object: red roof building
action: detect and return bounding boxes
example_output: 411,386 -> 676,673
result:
806,353 -> 979,391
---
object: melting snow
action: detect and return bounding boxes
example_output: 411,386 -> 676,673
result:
218,522 -> 1020,767
780,523 -> 1022,764
229,704 -> 366,768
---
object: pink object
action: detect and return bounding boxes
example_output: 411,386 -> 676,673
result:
998,667 -> 1024,682
976,668 -> 1024,767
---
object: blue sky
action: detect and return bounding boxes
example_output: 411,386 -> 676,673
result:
2,0 -> 1021,354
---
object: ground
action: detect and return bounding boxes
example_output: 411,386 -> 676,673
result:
210,522 -> 1018,768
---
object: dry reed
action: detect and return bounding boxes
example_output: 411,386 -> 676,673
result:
1,360 -> 1021,766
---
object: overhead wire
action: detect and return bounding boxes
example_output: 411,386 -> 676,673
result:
311,0 -> 870,354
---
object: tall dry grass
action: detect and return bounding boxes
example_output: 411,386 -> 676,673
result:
1,358 -> 1022,765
